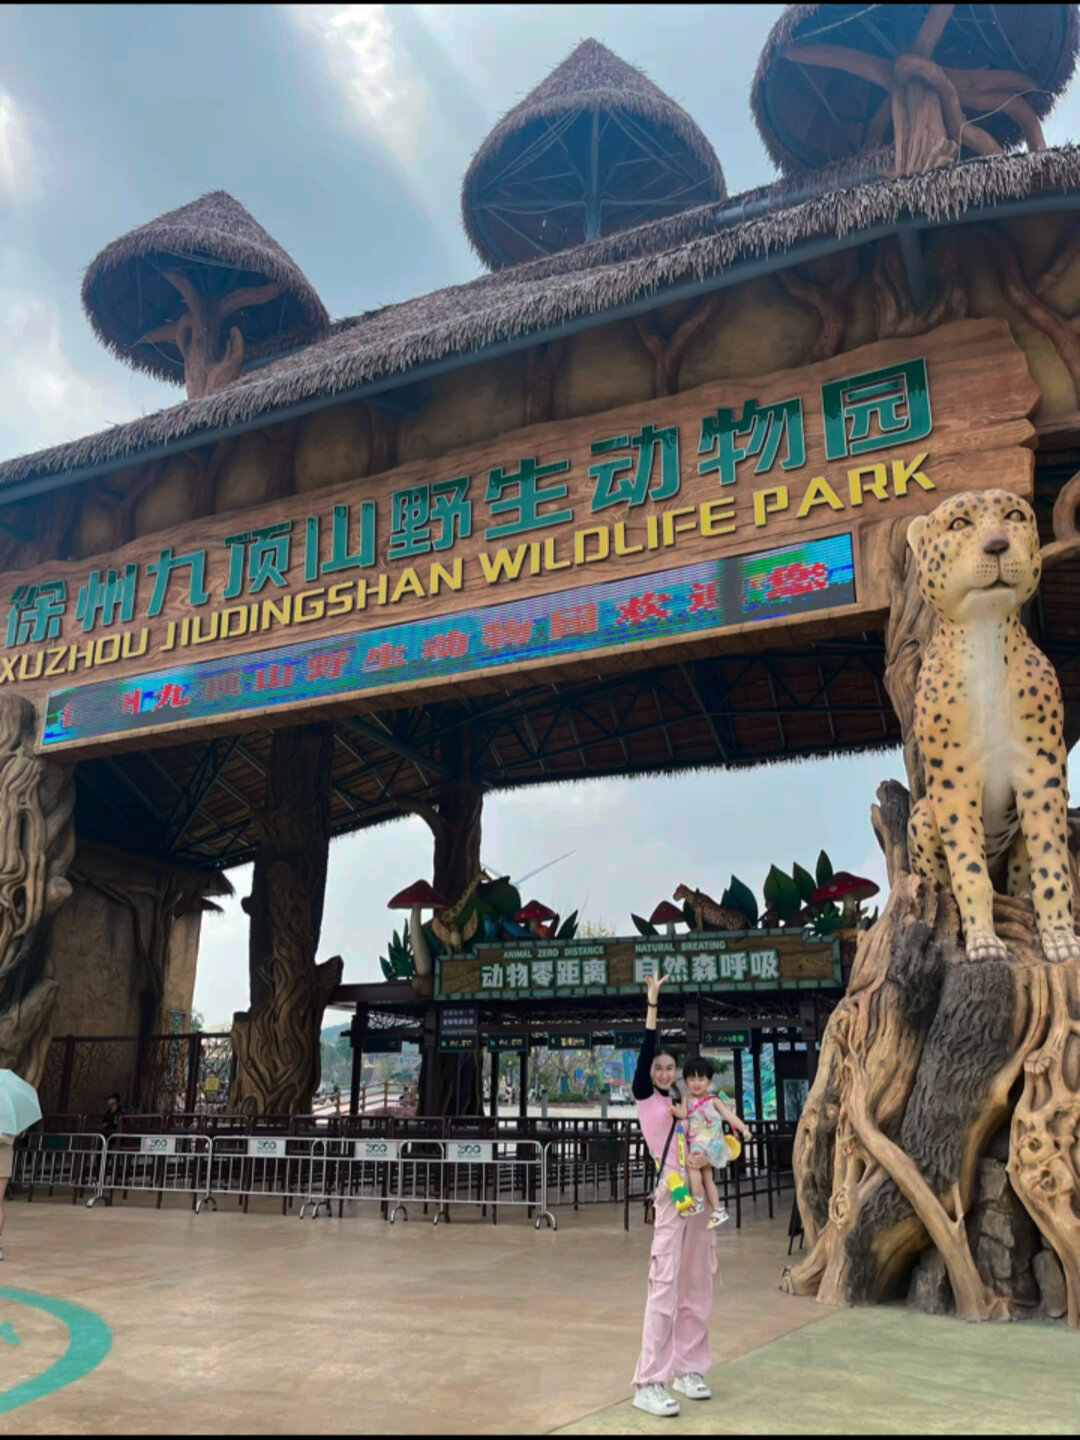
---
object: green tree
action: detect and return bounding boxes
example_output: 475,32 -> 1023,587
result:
578,919 -> 616,938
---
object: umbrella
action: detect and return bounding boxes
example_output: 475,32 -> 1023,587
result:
0,1069 -> 42,1136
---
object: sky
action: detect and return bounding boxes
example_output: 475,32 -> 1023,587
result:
3,5 -> 1080,1026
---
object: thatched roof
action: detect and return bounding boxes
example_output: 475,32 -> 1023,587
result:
5,143 -> 1080,492
81,190 -> 331,383
752,3 -> 1080,175
461,38 -> 725,268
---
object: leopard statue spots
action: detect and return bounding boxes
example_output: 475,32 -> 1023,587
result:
906,490 -> 1079,964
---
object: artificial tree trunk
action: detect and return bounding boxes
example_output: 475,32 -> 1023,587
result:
783,781 -> 1080,1323
231,724 -> 342,1114
413,722 -> 484,1115
70,848 -> 232,1109
0,695 -> 75,1085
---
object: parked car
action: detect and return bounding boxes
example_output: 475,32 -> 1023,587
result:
608,1087 -> 633,1106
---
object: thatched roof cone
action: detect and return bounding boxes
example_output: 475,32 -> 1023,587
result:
462,37 -> 725,269
81,190 -> 331,386
751,3 -> 1080,177
10,143 -> 1080,492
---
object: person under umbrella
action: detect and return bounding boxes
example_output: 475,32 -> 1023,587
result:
0,1068 -> 42,1261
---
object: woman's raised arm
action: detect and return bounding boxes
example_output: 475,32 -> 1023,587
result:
632,973 -> 668,1100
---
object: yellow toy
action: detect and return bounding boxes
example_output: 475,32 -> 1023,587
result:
666,1169 -> 696,1214
661,1123 -> 696,1213
724,1133 -> 742,1162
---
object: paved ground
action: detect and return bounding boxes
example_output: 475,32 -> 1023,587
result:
0,1195 -> 1077,1433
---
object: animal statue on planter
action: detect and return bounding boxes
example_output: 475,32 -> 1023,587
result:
906,490 -> 1080,964
782,489 -> 1080,1326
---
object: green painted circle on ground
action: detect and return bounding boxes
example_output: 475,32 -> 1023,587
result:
0,1287 -> 112,1414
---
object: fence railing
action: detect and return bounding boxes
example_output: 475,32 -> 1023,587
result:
9,1115 -> 794,1232
37,1032 -> 237,1116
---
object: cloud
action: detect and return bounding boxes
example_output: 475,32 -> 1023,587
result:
286,2 -> 485,249
0,287 -> 169,460
0,87 -> 41,206
291,5 -> 436,167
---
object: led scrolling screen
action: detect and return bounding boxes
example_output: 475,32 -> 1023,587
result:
42,533 -> 855,748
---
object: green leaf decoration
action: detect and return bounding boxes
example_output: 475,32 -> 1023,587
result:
556,910 -> 578,940
382,925 -> 416,979
812,908 -> 846,935
631,912 -> 658,937
792,862 -> 817,906
763,865 -> 803,922
815,850 -> 833,887
721,875 -> 759,927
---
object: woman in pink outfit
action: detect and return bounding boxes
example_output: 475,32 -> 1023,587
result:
631,973 -> 719,1418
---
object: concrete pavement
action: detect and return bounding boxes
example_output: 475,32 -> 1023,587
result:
0,1196 -> 1076,1433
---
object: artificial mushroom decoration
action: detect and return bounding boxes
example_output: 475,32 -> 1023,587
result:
388,880 -> 450,977
650,900 -> 685,937
515,899 -> 558,939
810,871 -> 880,927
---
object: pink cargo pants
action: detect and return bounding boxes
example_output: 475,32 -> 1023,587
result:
632,1187 -> 717,1386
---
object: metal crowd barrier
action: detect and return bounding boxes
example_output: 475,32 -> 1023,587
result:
87,1133 -> 213,1212
13,1131 -> 106,1204
386,1138 -> 555,1230
204,1134 -> 328,1216
306,1137 -> 402,1219
11,1117 -> 793,1234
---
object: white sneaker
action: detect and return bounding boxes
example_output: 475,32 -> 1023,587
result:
673,1372 -> 712,1401
707,1207 -> 729,1229
682,1198 -> 705,1219
633,1383 -> 680,1416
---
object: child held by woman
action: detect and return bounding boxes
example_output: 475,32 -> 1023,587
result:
670,1057 -> 749,1230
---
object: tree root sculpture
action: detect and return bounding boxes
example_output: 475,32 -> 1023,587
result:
0,695 -> 75,1084
783,781 -> 1080,1325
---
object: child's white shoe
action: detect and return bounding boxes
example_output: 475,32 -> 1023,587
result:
707,1207 -> 728,1229
683,1198 -> 705,1218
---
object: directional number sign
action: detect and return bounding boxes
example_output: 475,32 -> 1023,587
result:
548,1033 -> 593,1050
488,1032 -> 528,1052
439,1034 -> 478,1052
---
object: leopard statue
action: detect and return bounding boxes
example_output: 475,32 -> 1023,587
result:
906,489 -> 1080,964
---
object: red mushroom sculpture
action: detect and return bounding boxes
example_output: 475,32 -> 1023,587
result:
388,880 -> 450,977
515,899 -> 557,939
650,900 -> 684,937
810,871 -> 880,925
